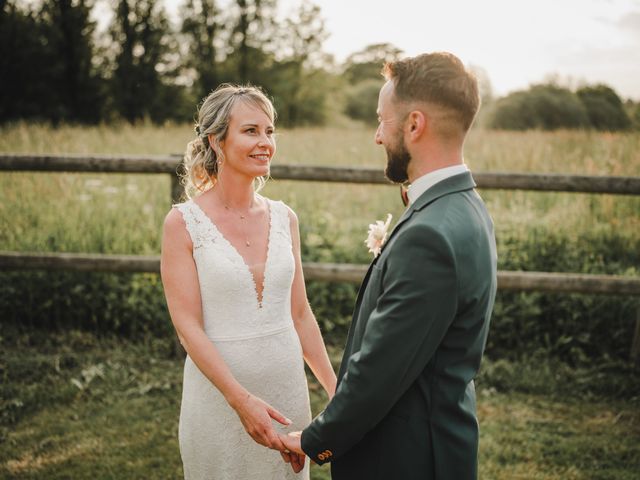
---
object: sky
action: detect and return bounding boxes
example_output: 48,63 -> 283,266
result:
164,0 -> 640,100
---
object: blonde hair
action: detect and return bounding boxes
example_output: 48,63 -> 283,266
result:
180,84 -> 276,199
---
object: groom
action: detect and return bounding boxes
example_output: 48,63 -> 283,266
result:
281,52 -> 497,479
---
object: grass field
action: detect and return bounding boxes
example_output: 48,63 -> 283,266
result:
1,123 -> 639,478
1,122 -> 639,256
1,331 -> 638,479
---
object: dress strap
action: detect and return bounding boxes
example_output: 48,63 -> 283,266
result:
267,199 -> 292,243
174,200 -> 218,250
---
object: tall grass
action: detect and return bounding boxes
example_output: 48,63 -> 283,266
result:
2,331 -> 638,479
1,122 -> 638,254
1,123 -> 639,478
0,123 -> 639,360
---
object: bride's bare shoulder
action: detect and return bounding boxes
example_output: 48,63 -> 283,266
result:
162,205 -> 191,245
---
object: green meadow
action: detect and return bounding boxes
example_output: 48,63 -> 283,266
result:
1,123 -> 639,478
1,332 -> 638,479
1,122 -> 638,253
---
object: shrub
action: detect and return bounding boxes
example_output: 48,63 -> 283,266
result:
0,271 -> 171,338
344,79 -> 384,125
2,227 -> 638,363
489,84 -> 590,130
577,85 -> 632,131
487,228 -> 640,363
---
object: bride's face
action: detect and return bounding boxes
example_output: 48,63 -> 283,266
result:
219,101 -> 275,179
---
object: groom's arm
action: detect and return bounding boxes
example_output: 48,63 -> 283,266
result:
301,223 -> 458,464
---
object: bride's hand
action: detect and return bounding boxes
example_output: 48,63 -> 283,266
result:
279,432 -> 306,473
280,450 -> 306,473
229,392 -> 291,450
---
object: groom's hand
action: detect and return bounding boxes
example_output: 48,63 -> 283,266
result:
279,431 -> 304,455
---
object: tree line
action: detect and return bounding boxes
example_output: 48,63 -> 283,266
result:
0,0 -> 407,127
2,0 -> 639,130
487,83 -> 640,131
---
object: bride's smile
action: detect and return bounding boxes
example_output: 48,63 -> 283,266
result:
218,101 -> 276,179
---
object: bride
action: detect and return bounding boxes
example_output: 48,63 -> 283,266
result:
161,84 -> 336,479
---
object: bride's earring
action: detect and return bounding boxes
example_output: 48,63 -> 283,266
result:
215,147 -> 224,166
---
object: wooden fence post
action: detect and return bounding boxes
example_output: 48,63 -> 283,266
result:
631,306 -> 640,364
170,173 -> 182,204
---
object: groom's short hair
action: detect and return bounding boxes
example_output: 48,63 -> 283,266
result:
382,52 -> 480,137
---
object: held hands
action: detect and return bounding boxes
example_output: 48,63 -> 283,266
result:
230,392 -> 291,450
280,431 -> 304,455
229,392 -> 306,473
279,431 -> 306,473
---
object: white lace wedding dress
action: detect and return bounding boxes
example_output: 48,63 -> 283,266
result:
174,197 -> 311,479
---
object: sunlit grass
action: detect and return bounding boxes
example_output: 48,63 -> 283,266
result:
1,125 -> 639,479
1,333 -> 638,479
1,123 -> 639,260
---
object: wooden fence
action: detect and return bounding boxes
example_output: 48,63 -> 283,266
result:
1,153 -> 640,358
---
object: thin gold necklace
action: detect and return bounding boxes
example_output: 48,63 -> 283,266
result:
215,187 -> 258,247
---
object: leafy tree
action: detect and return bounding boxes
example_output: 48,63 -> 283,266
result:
627,100 -> 640,130
0,0 -> 103,123
180,0 -> 220,100
40,0 -> 104,123
109,0 -> 181,122
176,0 -> 334,126
228,0 -> 278,83
576,84 -> 631,131
277,1 -> 329,69
1,0 -> 344,126
340,43 -> 403,123
489,84 -> 590,130
342,43 -> 403,84
269,1 -> 331,126
344,79 -> 382,125
0,1 -> 45,122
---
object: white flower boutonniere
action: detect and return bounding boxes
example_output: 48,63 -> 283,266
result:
364,213 -> 393,257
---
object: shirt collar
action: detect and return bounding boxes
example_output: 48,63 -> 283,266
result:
407,164 -> 470,205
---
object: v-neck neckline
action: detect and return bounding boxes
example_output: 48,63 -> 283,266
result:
190,196 -> 273,310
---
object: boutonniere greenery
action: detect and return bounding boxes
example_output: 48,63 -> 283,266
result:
364,214 -> 393,257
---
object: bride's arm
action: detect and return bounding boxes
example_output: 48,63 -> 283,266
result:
161,208 -> 290,449
287,208 -> 337,398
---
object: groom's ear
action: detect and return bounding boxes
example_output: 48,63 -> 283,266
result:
406,110 -> 426,141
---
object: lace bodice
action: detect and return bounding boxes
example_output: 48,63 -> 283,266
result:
174,197 -> 295,341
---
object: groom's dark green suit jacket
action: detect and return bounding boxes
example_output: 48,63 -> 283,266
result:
301,172 -> 497,480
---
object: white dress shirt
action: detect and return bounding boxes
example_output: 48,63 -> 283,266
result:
407,164 -> 470,206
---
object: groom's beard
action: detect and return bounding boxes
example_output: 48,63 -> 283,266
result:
384,137 -> 411,184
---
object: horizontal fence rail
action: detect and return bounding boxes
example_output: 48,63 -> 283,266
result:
2,153 -> 639,359
2,252 -> 639,296
2,153 -> 640,195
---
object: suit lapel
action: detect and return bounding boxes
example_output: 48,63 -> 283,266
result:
376,172 -> 477,257
338,172 -> 477,383
355,172 -> 477,304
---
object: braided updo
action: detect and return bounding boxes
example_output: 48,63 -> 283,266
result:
180,84 -> 276,199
